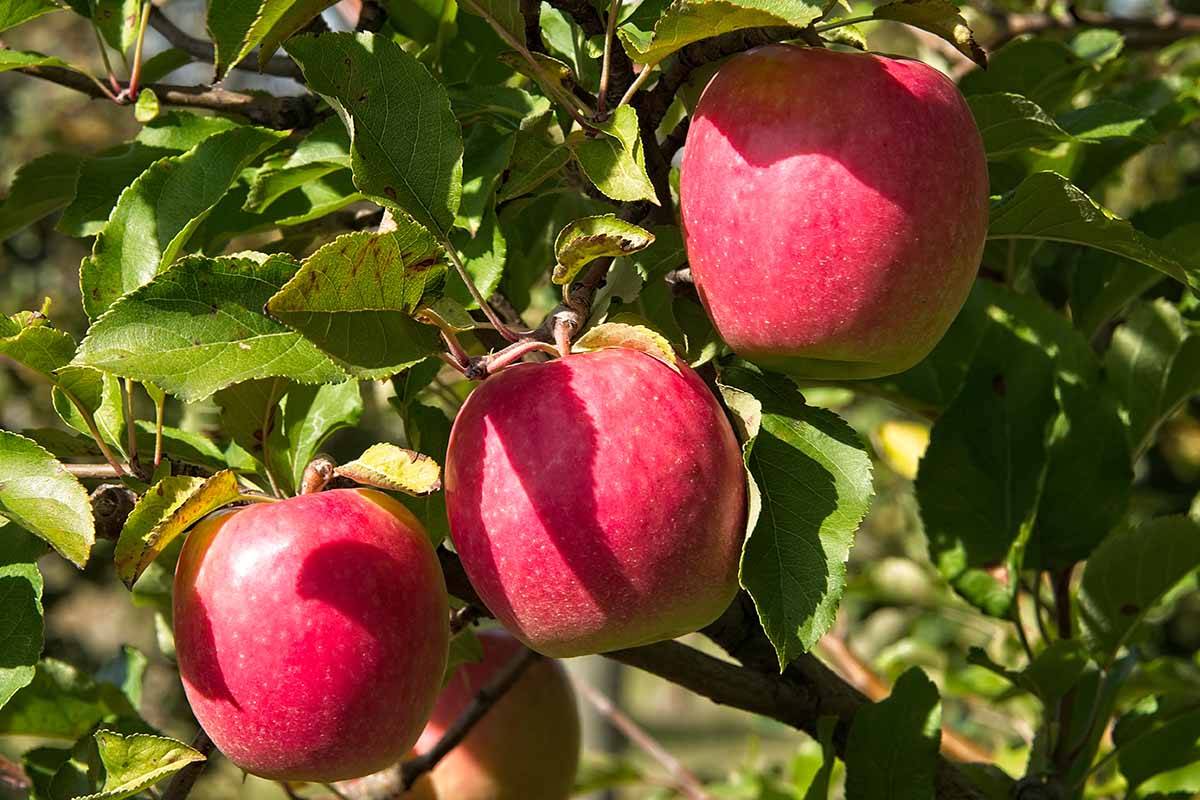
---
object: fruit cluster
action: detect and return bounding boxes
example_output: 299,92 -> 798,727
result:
172,43 -> 986,796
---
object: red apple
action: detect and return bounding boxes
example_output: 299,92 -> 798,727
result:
444,347 -> 746,657
680,45 -> 989,379
414,630 -> 581,799
174,488 -> 450,781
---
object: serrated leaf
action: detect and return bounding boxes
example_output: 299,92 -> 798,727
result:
78,731 -> 205,800
0,431 -> 94,568
618,0 -> 822,65
0,659 -> 134,740
0,49 -> 79,72
334,443 -> 442,495
553,215 -> 655,285
133,89 -> 159,123
79,125 -> 287,319
0,522 -> 45,710
0,153 -> 83,241
75,254 -> 349,401
718,367 -> 873,666
1114,698 -> 1200,792
450,85 -> 552,131
58,144 -> 172,238
285,32 -> 464,237
245,117 -> 353,210
844,668 -> 941,800
0,0 -> 60,32
206,0 -> 261,78
497,112 -> 570,202
568,106 -> 658,204
873,0 -> 984,67
460,0 -> 524,46
52,368 -> 126,458
960,38 -> 1093,111
1079,516 -> 1200,663
266,226 -> 448,379
1105,299 -> 1200,457
255,380 -> 363,496
988,172 -> 1199,292
114,471 -> 240,588
417,297 -> 476,332
0,310 -> 76,377
574,321 -> 678,370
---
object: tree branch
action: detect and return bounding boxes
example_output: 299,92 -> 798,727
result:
985,9 -> 1200,50
436,552 -> 985,800
13,65 -> 319,130
148,7 -> 304,80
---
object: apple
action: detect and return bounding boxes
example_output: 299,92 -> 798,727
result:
413,629 -> 581,799
680,45 -> 989,379
444,347 -> 746,657
174,488 -> 450,782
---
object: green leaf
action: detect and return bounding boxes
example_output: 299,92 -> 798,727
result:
245,118 -> 352,211
718,367 -> 873,666
1079,516 -> 1200,663
0,0 -> 60,32
1114,697 -> 1200,792
95,646 -> 147,711
0,153 -> 83,241
460,0 -> 524,46
970,94 -> 1154,158
0,431 -> 94,568
334,443 -> 442,495
114,471 -> 240,588
988,172 -> 1198,293
266,226 -> 447,379
0,309 -> 76,377
450,85 -> 551,131
78,731 -> 205,800
845,668 -> 942,800
136,112 -> 242,151
448,205 -> 506,310
270,380 -> 364,495
1057,101 -> 1156,143
443,627 -> 483,685
1072,28 -> 1124,64
138,47 -> 192,84
568,106 -> 658,204
553,215 -> 655,285
916,290 -> 1060,616
1021,640 -> 1090,705
872,0 -> 984,66
133,89 -> 160,123
458,123 -> 514,236
75,253 -> 349,401
0,659 -> 134,740
52,368 -> 126,458
95,0 -> 140,53
0,522 -> 45,710
1105,299 -> 1200,457
960,38 -> 1093,111
285,32 -> 464,237
0,49 -> 83,73
79,125 -> 287,319
618,0 -> 822,64
497,112 -> 571,202
238,0 -> 340,71
395,401 -> 452,545
802,716 -> 837,800
206,0 -> 261,78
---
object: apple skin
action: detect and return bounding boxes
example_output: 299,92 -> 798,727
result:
680,45 -> 990,379
413,630 -> 581,800
174,488 -> 450,782
444,347 -> 746,657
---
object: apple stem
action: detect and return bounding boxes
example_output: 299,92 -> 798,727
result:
124,0 -> 154,101
553,314 -> 575,357
467,339 -> 561,379
299,455 -> 337,495
441,237 -> 521,343
574,677 -> 716,800
616,62 -> 657,109
90,21 -> 122,96
596,0 -> 622,117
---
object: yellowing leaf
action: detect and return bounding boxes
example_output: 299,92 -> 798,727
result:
574,321 -> 679,372
553,215 -> 655,285
334,443 -> 443,496
876,420 -> 931,480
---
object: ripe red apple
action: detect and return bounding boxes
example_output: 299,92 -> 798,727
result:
413,630 -> 581,799
444,347 -> 746,657
174,488 -> 450,782
680,45 -> 989,379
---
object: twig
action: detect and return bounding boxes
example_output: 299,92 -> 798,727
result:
596,0 -> 622,116
466,339 -> 562,379
1051,566 -> 1077,771
161,730 -> 215,800
574,677 -> 714,800
985,9 -> 1200,50
67,463 -> 126,479
123,0 -> 154,100
818,632 -> 993,763
441,239 -> 520,342
123,378 -> 138,473
90,21 -> 122,94
13,65 -> 319,129
148,7 -> 304,80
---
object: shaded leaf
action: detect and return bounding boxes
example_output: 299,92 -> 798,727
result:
0,153 -> 83,241
0,0 -> 60,32
79,730 -> 205,800
873,0 -> 985,66
0,660 -> 134,740
334,443 -> 442,495
845,668 -> 941,800
618,0 -> 822,64
0,522 -> 45,710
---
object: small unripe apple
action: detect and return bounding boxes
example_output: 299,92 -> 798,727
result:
445,347 -> 746,657
174,488 -> 450,782
680,45 -> 989,379
414,630 -> 581,799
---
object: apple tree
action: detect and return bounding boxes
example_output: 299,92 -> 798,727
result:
1,0 -> 1200,798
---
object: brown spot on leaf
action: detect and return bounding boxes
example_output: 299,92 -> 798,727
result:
383,187 -> 398,200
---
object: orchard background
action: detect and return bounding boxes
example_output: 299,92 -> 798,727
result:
2,0 -> 1200,797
